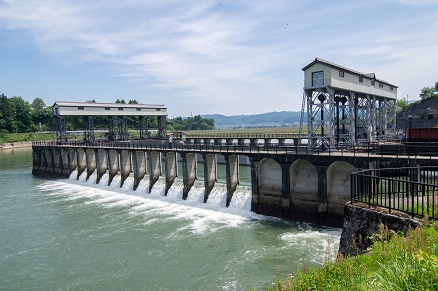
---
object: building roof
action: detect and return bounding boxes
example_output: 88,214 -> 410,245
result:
53,101 -> 167,109
302,57 -> 398,88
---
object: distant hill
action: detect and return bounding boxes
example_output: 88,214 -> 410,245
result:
202,111 -> 301,129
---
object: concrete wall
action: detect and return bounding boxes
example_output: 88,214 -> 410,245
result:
96,149 -> 108,184
85,149 -> 97,181
133,151 -> 147,191
120,150 -> 132,188
327,161 -> 358,220
165,152 -> 177,195
257,158 -> 283,216
290,159 -> 319,217
182,153 -> 197,199
148,151 -> 161,192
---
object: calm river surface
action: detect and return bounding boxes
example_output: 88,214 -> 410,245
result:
0,149 -> 340,290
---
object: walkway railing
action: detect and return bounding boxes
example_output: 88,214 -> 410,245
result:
351,166 -> 438,219
185,133 -> 305,139
32,140 -> 438,159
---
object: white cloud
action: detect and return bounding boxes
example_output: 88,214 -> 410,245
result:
0,0 -> 437,116
393,0 -> 438,4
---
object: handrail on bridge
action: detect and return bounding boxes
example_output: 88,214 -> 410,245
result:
31,140 -> 438,159
185,133 -> 306,139
351,166 -> 438,219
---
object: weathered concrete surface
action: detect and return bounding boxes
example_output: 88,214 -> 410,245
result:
0,141 -> 33,151
339,203 -> 421,256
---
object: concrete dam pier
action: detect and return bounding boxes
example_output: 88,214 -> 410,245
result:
32,141 -> 436,227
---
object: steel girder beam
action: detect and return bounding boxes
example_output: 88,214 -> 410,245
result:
305,89 -> 332,148
119,116 -> 128,140
87,116 -> 95,142
139,116 -> 149,139
157,116 -> 166,138
56,116 -> 66,143
108,116 -> 128,141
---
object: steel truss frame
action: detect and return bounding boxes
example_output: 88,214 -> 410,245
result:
303,88 -> 396,148
55,116 -> 66,143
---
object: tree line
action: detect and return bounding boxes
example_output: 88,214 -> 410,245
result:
0,94 -> 215,134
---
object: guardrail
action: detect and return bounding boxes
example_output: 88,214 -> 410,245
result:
351,166 -> 438,219
185,133 -> 306,139
32,140 -> 438,159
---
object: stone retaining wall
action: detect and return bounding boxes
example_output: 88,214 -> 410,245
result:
338,203 -> 421,256
0,142 -> 33,150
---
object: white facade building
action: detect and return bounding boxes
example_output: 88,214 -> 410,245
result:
302,58 -> 398,147
53,101 -> 168,142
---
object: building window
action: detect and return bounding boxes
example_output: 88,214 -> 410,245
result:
105,107 -> 110,110
118,107 -> 123,111
312,71 -> 324,86
390,86 -> 394,91
136,108 -> 141,111
339,71 -> 345,78
359,76 -> 363,83
156,108 -> 161,111
379,82 -> 384,88
371,81 -> 375,86
78,107 -> 84,110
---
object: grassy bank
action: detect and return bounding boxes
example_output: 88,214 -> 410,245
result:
0,132 -> 55,143
271,221 -> 438,290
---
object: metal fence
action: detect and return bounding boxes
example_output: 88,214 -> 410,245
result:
32,140 -> 438,159
351,166 -> 438,219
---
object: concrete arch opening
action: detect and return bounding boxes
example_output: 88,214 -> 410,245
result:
258,158 -> 282,196
327,161 -> 358,218
290,159 -> 318,214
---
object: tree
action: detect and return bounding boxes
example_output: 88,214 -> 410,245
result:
9,96 -> 34,132
396,97 -> 409,113
0,93 -> 14,133
128,99 -> 139,104
167,115 -> 215,131
30,98 -> 54,132
420,87 -> 436,100
31,97 -> 46,111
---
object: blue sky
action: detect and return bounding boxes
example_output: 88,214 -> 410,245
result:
0,0 -> 437,117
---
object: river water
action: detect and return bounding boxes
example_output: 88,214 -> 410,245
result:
0,149 -> 341,290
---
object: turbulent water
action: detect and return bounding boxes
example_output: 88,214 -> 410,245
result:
0,149 -> 341,290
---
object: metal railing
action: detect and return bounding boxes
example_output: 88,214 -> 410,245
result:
351,166 -> 438,219
32,140 -> 438,159
185,133 -> 305,139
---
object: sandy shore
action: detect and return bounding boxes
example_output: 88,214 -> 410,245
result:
0,141 -> 33,151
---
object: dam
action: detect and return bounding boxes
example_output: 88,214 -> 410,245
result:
31,139 -> 438,227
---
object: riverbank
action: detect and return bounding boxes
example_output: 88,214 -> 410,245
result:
273,220 -> 438,290
0,141 -> 33,151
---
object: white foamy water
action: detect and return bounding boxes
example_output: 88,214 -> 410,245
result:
206,185 -> 227,207
185,181 -> 205,204
57,170 -> 261,234
230,186 -> 252,210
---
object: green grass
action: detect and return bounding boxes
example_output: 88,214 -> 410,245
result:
271,221 -> 438,291
0,132 -> 55,143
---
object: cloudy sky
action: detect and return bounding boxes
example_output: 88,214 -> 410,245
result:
0,0 -> 437,117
